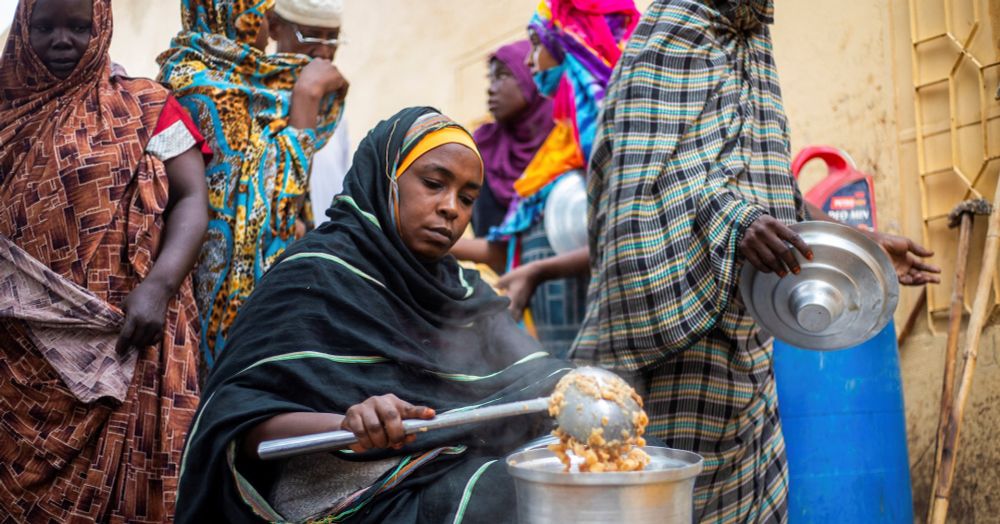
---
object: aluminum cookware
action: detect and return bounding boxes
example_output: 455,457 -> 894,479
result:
739,221 -> 898,350
507,446 -> 703,524
543,170 -> 588,256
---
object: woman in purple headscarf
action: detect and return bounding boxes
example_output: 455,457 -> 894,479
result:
471,41 -> 554,237
454,1 -> 637,359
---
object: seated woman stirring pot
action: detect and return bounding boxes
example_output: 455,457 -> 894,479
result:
175,107 -> 572,523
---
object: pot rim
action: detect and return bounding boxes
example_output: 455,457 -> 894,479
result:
506,446 -> 704,485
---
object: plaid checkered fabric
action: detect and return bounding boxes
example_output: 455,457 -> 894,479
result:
572,1 -> 805,521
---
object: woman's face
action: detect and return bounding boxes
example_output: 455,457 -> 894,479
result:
397,143 -> 482,262
526,29 -> 558,75
487,58 -> 528,125
29,0 -> 93,79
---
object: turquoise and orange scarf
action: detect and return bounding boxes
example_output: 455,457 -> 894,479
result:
157,0 -> 344,370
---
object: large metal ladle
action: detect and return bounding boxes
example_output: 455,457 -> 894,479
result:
552,366 -> 640,444
257,366 -> 639,460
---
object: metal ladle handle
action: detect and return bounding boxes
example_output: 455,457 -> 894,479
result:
257,397 -> 551,460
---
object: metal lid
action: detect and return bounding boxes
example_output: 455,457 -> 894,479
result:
506,447 -> 704,485
543,171 -> 588,256
739,221 -> 899,351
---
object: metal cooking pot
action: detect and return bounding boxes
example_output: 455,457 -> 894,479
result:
506,446 -> 703,524
739,221 -> 898,350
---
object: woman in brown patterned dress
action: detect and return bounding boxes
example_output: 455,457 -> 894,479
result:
0,0 -> 209,521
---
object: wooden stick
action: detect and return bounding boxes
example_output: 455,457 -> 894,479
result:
926,212 -> 972,524
929,186 -> 1000,524
897,288 -> 927,347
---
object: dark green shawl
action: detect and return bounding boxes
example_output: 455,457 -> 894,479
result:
175,107 -> 570,523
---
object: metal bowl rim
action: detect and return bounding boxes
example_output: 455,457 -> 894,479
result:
506,446 -> 704,485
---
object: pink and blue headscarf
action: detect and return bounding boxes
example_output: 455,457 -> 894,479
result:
492,0 -> 637,243
513,0 -> 637,198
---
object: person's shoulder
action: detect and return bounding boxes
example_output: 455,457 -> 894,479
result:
113,75 -> 172,98
641,0 -> 716,34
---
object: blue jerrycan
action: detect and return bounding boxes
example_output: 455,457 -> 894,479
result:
775,147 -> 914,523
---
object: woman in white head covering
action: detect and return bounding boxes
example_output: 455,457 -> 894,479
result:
270,0 -> 352,229
270,0 -> 343,61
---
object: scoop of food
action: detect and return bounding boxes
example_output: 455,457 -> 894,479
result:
548,366 -> 650,472
549,367 -> 641,442
256,366 -> 649,466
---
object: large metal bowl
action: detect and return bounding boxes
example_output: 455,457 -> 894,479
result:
507,446 -> 703,524
739,221 -> 898,350
543,171 -> 588,256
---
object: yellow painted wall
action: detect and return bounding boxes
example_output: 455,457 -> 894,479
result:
107,1 -> 181,77
891,0 -> 1000,519
5,0 -> 999,519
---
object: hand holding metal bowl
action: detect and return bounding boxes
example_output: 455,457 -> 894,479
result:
739,221 -> 899,351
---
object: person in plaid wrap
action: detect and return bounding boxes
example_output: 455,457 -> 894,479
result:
575,1 -> 940,521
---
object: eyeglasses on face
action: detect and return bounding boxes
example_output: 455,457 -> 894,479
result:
293,25 -> 345,47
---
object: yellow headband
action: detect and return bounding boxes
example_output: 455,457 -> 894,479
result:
396,127 -> 483,179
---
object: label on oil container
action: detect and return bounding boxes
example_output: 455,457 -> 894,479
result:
822,179 -> 874,230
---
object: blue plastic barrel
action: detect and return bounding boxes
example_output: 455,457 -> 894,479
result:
774,321 -> 914,523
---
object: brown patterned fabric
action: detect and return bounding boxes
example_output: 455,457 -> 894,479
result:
0,235 -> 135,403
0,0 -> 200,522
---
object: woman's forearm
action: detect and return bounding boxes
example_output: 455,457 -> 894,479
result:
289,83 -> 324,130
289,60 -> 348,130
146,148 -> 208,294
241,412 -> 345,460
532,246 -> 589,280
451,238 -> 508,274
